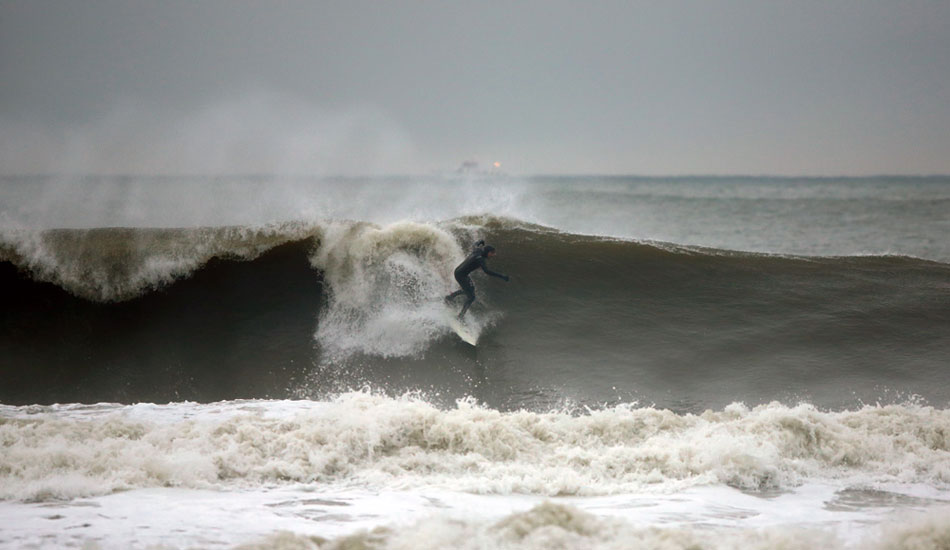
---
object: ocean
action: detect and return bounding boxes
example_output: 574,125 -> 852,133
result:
1,174 -> 949,549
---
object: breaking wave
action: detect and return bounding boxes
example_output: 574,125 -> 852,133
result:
3,216 -> 949,409
2,393 -> 950,502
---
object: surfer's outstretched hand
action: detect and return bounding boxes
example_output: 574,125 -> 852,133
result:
503,275 -> 510,282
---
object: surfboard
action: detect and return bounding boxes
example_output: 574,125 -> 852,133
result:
447,314 -> 479,345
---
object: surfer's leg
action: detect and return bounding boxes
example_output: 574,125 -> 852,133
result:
447,272 -> 469,305
444,289 -> 465,303
458,295 -> 475,318
457,278 -> 476,319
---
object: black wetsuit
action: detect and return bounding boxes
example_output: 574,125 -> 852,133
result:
445,241 -> 508,319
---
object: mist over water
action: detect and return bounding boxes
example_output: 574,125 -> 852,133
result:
3,174 -> 949,260
0,174 -> 528,229
0,92 -> 419,177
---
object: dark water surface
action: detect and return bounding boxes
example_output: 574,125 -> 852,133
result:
4,222 -> 948,412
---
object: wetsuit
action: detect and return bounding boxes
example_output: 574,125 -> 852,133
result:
445,240 -> 509,319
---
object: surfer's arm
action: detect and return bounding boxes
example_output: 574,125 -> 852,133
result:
481,264 -> 509,281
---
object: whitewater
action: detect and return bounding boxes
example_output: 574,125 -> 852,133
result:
2,174 -> 950,549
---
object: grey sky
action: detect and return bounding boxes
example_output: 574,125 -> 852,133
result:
1,0 -> 948,175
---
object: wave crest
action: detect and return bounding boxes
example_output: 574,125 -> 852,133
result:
0,222 -> 316,301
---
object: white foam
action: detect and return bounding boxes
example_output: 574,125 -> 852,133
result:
3,395 -> 950,502
240,502 -> 950,550
3,487 -> 949,550
309,221 -> 477,360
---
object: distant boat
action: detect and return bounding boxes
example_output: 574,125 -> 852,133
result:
457,160 -> 480,173
456,160 -> 503,174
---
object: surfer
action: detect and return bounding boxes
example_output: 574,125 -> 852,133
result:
445,239 -> 509,319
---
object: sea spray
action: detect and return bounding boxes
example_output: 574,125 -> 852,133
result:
309,221 -> 467,359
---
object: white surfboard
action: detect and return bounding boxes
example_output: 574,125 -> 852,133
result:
447,314 -> 479,345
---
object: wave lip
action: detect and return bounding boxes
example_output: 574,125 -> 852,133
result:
3,394 -> 950,502
0,222 -> 317,302
4,216 -> 947,303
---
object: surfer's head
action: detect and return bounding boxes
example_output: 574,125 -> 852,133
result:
483,245 -> 496,257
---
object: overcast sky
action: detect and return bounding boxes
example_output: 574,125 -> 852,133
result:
1,1 -> 948,176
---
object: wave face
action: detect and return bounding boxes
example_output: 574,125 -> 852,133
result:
2,216 -> 949,410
